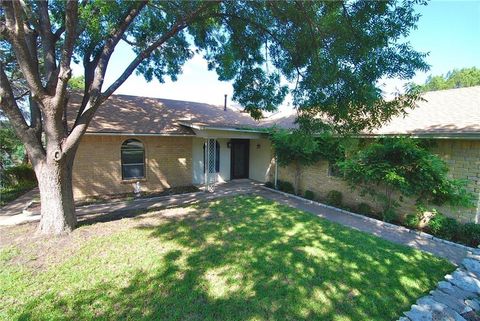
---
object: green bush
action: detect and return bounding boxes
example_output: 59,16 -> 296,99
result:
404,214 -> 420,229
357,203 -> 372,216
339,137 -> 474,222
427,212 -> 459,241
277,180 -> 295,194
326,190 -> 342,207
458,223 -> 480,247
264,181 -> 274,189
304,190 -> 315,200
0,179 -> 37,205
382,208 -> 397,223
3,164 -> 36,186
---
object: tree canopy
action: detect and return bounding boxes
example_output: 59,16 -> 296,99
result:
412,67 -> 480,93
0,0 -> 429,234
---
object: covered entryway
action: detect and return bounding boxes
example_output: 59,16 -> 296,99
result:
230,139 -> 250,179
187,124 -> 272,185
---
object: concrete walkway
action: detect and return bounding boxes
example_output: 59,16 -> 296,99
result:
257,187 -> 469,265
0,180 -> 470,264
0,187 -> 39,217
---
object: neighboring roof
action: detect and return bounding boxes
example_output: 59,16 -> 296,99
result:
68,93 -> 263,135
370,86 -> 480,137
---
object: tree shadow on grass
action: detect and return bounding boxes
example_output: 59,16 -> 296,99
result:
15,196 -> 454,321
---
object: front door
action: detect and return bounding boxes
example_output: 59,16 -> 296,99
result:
230,139 -> 250,179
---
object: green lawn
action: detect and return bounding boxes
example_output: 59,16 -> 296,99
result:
0,196 -> 454,321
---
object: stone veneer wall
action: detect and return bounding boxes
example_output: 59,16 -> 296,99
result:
72,135 -> 193,200
272,139 -> 480,223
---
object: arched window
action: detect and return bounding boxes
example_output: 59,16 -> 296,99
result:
121,139 -> 145,180
203,141 -> 220,173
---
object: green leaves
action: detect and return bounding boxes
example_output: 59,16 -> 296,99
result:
3,0 -> 428,128
338,137 -> 475,212
410,67 -> 480,93
270,128 -> 322,167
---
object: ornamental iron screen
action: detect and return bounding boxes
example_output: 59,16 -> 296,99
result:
204,138 -> 217,192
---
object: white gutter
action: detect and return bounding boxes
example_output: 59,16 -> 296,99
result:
84,132 -> 194,137
274,154 -> 278,189
178,121 -> 267,134
354,133 -> 480,140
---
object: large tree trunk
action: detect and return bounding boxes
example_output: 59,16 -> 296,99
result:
35,154 -> 76,235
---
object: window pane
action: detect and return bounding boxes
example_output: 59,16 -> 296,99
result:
122,150 -> 144,164
122,164 -> 144,179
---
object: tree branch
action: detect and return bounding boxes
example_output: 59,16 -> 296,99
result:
65,1 -> 220,156
37,1 -> 57,88
0,61 -> 45,160
1,0 -> 46,99
102,1 -> 219,100
89,1 -> 148,95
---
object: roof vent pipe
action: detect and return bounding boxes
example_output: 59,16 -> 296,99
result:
224,94 -> 227,111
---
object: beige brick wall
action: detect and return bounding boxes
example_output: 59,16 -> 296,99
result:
73,135 -> 192,199
273,139 -> 480,223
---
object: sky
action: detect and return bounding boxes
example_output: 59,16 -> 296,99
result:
73,0 -> 480,109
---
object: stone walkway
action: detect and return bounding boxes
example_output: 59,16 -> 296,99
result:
0,180 -> 471,264
398,252 -> 480,321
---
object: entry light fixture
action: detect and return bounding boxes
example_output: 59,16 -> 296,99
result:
227,141 -> 232,148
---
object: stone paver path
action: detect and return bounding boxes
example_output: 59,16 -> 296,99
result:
0,180 -> 470,264
397,252 -> 480,321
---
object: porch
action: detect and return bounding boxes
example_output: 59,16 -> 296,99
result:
189,127 -> 273,186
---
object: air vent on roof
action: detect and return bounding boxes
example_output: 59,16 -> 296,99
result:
224,94 -> 227,111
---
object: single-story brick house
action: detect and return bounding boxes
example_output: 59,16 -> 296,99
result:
71,86 -> 480,222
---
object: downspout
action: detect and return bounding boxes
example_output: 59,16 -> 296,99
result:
204,137 -> 207,190
274,154 -> 278,189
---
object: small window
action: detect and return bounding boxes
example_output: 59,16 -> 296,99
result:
121,139 -> 145,180
328,162 -> 342,178
203,141 -> 220,173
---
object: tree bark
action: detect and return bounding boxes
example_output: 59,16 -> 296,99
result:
35,153 -> 76,235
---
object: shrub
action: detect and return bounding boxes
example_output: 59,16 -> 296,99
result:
339,137 -> 474,222
357,202 -> 372,216
304,190 -> 315,200
382,208 -> 397,223
427,212 -> 459,241
458,223 -> 480,247
404,214 -> 420,229
326,190 -> 342,207
277,180 -> 295,194
264,181 -> 274,189
3,164 -> 36,186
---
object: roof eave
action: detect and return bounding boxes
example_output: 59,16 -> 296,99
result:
84,131 -> 195,137
178,121 -> 267,134
357,132 -> 480,140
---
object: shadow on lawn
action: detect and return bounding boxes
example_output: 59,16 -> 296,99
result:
17,196 -> 453,321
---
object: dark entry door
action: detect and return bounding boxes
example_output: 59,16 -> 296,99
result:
231,139 -> 250,179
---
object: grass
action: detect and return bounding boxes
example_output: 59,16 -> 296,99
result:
0,195 -> 454,321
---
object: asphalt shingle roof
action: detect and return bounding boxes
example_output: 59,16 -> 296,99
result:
69,86 -> 480,136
